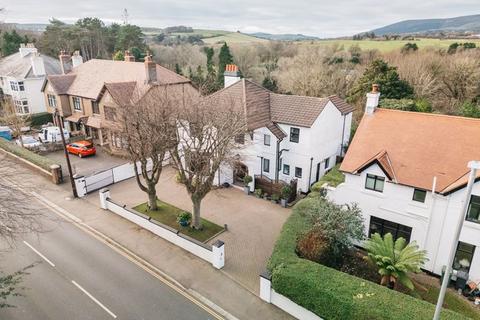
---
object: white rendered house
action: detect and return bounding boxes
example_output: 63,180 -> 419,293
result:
328,86 -> 480,280
0,43 -> 61,115
214,65 -> 354,193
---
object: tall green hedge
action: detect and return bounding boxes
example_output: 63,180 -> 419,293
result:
30,112 -> 53,126
0,138 -> 57,172
267,199 -> 466,320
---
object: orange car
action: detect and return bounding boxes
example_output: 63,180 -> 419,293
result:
66,140 -> 96,158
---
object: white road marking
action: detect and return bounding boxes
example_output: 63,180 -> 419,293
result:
23,241 -> 56,267
71,280 -> 117,319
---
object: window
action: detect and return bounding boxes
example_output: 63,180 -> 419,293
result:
234,134 -> 245,144
104,106 -> 117,121
295,167 -> 302,178
263,158 -> 270,173
47,94 -> 57,108
290,127 -> 300,143
368,216 -> 412,242
92,101 -> 100,114
413,188 -> 427,203
324,157 -> 330,169
264,134 -> 271,146
18,81 -> 25,91
10,81 -> 18,91
365,174 -> 385,192
453,242 -> 475,271
283,164 -> 290,175
72,96 -> 82,111
466,195 -> 480,223
14,99 -> 29,114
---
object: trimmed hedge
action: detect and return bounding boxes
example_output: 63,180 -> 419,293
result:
30,112 -> 53,126
267,199 -> 467,320
0,138 -> 57,172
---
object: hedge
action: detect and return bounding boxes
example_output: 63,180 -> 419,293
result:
0,138 -> 57,172
30,112 -> 53,126
267,199 -> 466,320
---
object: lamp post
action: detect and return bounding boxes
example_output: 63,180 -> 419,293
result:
54,110 -> 78,198
433,160 -> 480,319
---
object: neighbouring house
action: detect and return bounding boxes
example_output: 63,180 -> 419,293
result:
41,50 -> 196,150
328,85 -> 480,280
213,64 -> 354,193
0,43 -> 61,115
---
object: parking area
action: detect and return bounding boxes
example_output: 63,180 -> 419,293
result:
44,146 -> 127,177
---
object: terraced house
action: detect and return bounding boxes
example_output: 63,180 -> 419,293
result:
42,50 -> 196,150
328,86 -> 480,280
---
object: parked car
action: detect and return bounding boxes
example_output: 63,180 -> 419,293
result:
0,126 -> 12,141
66,140 -> 96,158
40,126 -> 70,143
16,135 -> 42,149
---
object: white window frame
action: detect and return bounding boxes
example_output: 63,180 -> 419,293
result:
264,134 -> 271,146
47,94 -> 57,108
72,96 -> 82,111
14,99 -> 29,114
10,81 -> 19,91
18,81 -> 25,91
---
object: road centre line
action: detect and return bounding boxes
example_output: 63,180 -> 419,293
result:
23,240 -> 56,267
71,280 -> 117,319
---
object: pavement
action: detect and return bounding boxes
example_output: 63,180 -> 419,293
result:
2,156 -> 294,320
43,146 -> 126,177
0,202 -> 218,320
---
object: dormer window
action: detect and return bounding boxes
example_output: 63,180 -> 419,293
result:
365,174 -> 384,193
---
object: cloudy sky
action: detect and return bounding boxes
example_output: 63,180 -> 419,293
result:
2,0 -> 479,37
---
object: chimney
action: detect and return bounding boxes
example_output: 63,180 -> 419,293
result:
144,53 -> 157,83
30,52 -> 46,76
19,43 -> 37,57
224,64 -> 241,88
59,50 -> 72,74
71,50 -> 83,68
365,84 -> 380,115
124,50 -> 135,62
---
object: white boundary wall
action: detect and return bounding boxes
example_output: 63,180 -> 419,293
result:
99,189 -> 225,269
259,272 -> 323,320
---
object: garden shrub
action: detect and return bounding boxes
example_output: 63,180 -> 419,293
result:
30,112 -> 53,126
0,138 -> 57,171
267,197 -> 467,320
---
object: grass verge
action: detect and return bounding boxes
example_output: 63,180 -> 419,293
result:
133,200 -> 224,243
0,137 -> 57,172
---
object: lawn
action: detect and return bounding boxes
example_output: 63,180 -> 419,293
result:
318,164 -> 345,187
133,200 -> 224,243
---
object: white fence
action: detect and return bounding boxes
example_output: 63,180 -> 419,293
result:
260,272 -> 323,320
99,189 -> 225,269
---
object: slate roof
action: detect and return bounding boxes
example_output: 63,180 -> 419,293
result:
0,52 -> 61,79
340,108 -> 480,194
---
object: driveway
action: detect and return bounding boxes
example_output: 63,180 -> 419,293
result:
99,166 -> 292,294
43,146 -> 127,177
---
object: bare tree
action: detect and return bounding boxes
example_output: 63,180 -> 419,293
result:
170,95 -> 246,229
0,99 -> 30,148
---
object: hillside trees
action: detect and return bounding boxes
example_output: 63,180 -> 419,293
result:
1,30 -> 31,56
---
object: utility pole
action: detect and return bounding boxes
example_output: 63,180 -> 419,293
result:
433,160 -> 480,319
55,111 -> 78,198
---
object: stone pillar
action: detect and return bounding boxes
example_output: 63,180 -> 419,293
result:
211,240 -> 225,269
98,128 -> 104,145
50,164 -> 62,184
99,188 -> 110,209
259,271 -> 272,303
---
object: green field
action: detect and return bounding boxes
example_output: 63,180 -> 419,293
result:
171,29 -> 267,44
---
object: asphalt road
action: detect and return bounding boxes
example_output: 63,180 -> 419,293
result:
0,202 -> 219,320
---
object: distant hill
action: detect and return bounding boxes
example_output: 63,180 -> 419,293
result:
370,14 -> 480,35
4,23 -> 48,32
248,32 -> 319,41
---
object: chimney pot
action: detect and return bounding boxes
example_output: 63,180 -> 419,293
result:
144,53 -> 157,83
59,50 -> 72,74
124,50 -> 135,62
365,84 -> 380,115
372,83 -> 379,93
224,64 -> 240,88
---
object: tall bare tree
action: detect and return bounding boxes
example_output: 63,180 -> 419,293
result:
170,95 -> 246,229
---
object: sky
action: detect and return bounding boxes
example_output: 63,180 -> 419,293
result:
1,0 -> 479,38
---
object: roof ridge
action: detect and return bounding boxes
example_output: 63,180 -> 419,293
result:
377,108 -> 480,122
271,92 -> 329,101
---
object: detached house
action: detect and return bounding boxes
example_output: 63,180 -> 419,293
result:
0,43 -> 61,115
42,51 -> 196,150
214,65 -> 354,193
328,86 -> 480,280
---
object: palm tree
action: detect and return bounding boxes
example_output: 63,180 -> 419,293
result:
364,233 -> 428,290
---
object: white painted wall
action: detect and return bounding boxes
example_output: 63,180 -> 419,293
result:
328,163 -> 480,280
1,75 -> 48,114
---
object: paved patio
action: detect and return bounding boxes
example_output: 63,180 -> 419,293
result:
103,166 -> 291,293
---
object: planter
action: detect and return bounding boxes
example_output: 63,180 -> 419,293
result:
179,220 -> 189,227
244,186 -> 250,195
280,198 -> 288,208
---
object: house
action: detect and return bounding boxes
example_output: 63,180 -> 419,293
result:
214,65 -> 354,193
328,85 -> 480,280
42,50 -> 196,150
0,43 -> 61,115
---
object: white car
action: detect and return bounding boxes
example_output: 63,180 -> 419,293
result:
16,135 -> 42,149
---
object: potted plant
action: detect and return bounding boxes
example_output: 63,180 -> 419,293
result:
280,185 -> 292,208
254,188 -> 263,198
243,175 -> 252,195
177,211 -> 191,227
271,193 -> 280,204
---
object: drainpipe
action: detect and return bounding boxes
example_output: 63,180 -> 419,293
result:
308,157 -> 313,190
423,176 -> 437,271
275,140 -> 281,182
341,115 -> 346,156
259,156 -> 264,178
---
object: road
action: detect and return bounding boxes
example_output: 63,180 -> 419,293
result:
0,195 -> 220,320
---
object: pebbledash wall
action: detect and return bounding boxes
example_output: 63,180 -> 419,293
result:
328,163 -> 480,280
99,189 -> 225,269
